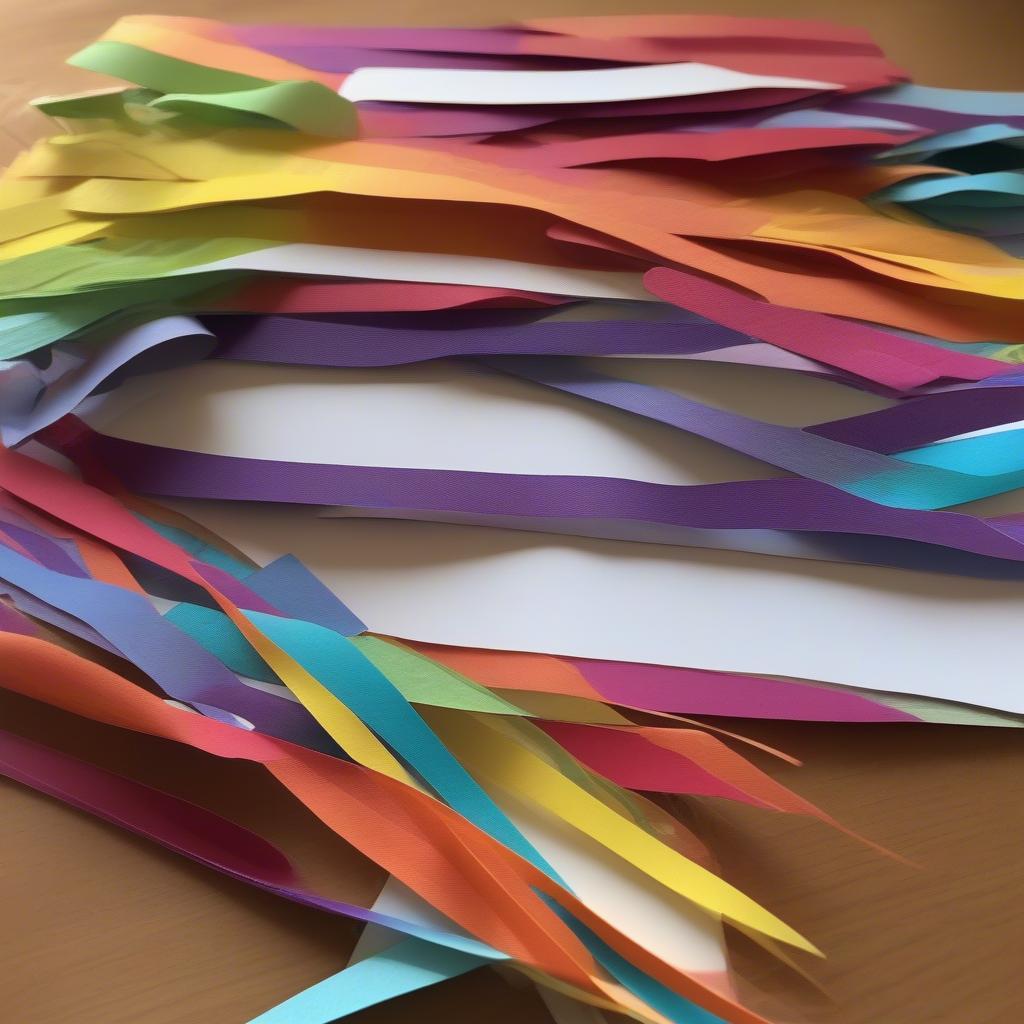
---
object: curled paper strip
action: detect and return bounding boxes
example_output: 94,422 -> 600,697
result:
1,317 -> 215,446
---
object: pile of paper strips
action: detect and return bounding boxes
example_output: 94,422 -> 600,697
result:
2,13 -> 1024,1024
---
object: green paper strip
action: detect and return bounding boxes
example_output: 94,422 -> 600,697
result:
67,41 -> 356,137
353,636 -> 531,717
152,81 -> 357,138
871,692 -> 1024,727
34,88 -> 157,122
0,272 -> 247,360
35,88 -> 280,132
70,40 -> 271,95
0,237 -> 270,302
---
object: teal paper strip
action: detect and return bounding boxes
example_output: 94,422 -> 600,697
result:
243,608 -> 557,877
875,171 -> 1024,203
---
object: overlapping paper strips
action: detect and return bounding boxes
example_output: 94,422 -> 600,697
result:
2,14 -> 1023,1024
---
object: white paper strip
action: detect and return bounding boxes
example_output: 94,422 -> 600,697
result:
339,61 -> 838,106
83,357 -> 883,483
495,790 -> 727,977
347,797 -> 727,981
166,243 -> 652,301
347,877 -> 469,964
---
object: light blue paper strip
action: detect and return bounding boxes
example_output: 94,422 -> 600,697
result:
875,170 -> 1024,203
880,123 -> 1024,160
759,109 -> 919,131
246,938 -> 485,1024
898,425 -> 1024,476
871,83 -> 1024,117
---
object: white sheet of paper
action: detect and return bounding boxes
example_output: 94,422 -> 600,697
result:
162,500 -> 1024,714
87,358 -> 1024,712
165,244 -> 652,301
84,357 -> 885,484
338,62 -> 837,106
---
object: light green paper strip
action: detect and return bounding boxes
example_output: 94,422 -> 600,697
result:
69,40 -> 269,94
0,281 -> 234,360
68,40 -> 356,137
0,236 -> 270,359
35,87 -> 280,132
164,601 -> 533,719
988,343 -> 1024,364
870,692 -> 1024,727
0,237 -> 271,301
0,256 -> 252,360
350,636 -> 531,718
152,81 -> 357,138
803,677 -> 1024,727
34,88 -> 156,122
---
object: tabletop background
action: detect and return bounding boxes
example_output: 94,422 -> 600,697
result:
2,2 -> 1022,1022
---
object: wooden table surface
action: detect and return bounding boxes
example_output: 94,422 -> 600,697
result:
2,2 -> 1022,1022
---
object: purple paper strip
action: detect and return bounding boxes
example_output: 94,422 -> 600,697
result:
243,555 -> 367,637
0,519 -> 89,578
479,356 -> 988,507
0,597 -> 36,636
78,430 -> 1024,566
0,537 -> 335,751
206,310 -> 746,367
204,312 -> 1024,451
0,579 -> 120,653
810,383 -> 1024,452
320,507 -> 1024,579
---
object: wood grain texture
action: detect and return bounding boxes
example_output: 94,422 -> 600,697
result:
1,1 -> 1022,1021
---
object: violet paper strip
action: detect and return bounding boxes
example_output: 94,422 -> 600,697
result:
206,308 -> 746,368
70,427 -> 1024,566
477,356 -> 1023,510
2,317 -> 216,447
0,537 -> 335,749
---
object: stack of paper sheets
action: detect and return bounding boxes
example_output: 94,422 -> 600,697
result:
2,14 -> 1024,1024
